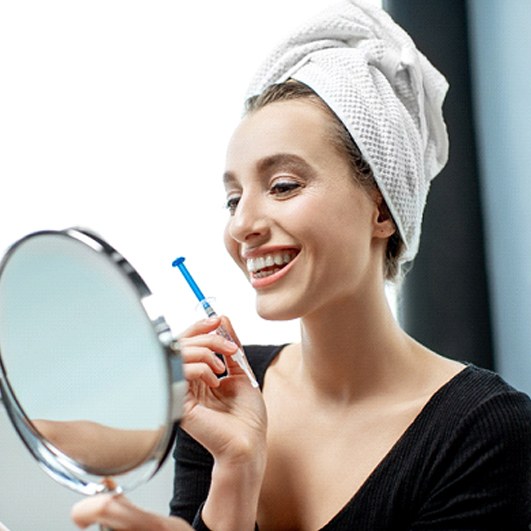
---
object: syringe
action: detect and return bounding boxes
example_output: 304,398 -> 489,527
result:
172,257 -> 259,388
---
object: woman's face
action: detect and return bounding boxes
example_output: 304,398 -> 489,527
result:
223,99 -> 389,320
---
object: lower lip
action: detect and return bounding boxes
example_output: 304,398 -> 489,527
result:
249,254 -> 299,289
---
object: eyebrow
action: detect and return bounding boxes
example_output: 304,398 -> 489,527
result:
223,153 -> 316,186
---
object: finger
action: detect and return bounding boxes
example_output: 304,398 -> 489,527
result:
180,346 -> 227,374
183,362 -> 222,388
71,493 -> 143,529
72,493 -> 193,530
180,315 -> 252,381
180,334 -> 239,358
178,316 -> 221,339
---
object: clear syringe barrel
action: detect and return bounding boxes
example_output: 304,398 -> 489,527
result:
173,257 -> 259,388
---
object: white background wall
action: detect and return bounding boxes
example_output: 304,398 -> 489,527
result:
0,1 -> 380,530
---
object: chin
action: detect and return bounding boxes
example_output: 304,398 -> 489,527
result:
255,296 -> 302,322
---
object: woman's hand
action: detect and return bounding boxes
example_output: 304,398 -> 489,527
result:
177,316 -> 268,530
71,493 -> 192,530
178,316 -> 267,465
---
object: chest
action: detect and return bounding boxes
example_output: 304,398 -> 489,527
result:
257,395 -> 424,531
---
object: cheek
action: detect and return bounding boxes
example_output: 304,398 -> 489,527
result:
300,195 -> 375,275
287,191 -> 363,246
223,223 -> 241,265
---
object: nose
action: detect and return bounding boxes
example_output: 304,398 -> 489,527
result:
227,192 -> 270,244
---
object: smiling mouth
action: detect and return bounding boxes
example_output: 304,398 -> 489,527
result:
246,250 -> 299,279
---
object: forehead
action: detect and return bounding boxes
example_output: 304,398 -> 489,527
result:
224,100 -> 339,177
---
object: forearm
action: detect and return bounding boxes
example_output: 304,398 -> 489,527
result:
201,456 -> 266,531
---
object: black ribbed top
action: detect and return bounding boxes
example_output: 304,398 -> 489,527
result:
171,345 -> 531,530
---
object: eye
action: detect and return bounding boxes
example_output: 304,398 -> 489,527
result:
224,195 -> 240,215
270,180 -> 302,197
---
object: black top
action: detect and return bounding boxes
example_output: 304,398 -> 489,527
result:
170,345 -> 531,530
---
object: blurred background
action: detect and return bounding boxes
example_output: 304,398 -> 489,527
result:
1,0 -> 530,529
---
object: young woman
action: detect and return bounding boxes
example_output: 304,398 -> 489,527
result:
72,1 -> 531,529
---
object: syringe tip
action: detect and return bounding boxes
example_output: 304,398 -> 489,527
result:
172,257 -> 185,267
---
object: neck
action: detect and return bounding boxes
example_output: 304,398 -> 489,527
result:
297,283 -> 411,403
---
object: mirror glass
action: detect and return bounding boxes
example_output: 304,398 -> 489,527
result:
0,228 -> 186,496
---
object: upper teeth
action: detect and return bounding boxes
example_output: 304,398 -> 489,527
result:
246,251 -> 297,273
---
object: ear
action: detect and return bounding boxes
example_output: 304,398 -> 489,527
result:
372,196 -> 396,240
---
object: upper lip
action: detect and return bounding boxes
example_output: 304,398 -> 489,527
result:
241,245 -> 300,260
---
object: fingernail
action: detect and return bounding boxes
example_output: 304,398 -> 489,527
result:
223,339 -> 238,351
215,357 -> 226,371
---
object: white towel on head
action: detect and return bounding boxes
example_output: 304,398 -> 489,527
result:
246,0 -> 449,263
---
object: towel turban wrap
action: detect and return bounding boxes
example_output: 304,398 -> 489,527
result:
246,0 -> 449,263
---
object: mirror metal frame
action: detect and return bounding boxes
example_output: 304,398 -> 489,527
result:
0,227 -> 186,495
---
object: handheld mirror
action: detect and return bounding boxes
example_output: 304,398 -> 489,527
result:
0,228 -> 186,516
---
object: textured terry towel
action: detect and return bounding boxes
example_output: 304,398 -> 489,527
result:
246,0 -> 449,262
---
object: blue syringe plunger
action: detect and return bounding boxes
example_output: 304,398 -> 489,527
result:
171,256 -> 206,302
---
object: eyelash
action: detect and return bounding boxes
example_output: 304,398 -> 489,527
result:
225,196 -> 240,215
270,181 -> 301,196
225,180 -> 302,215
